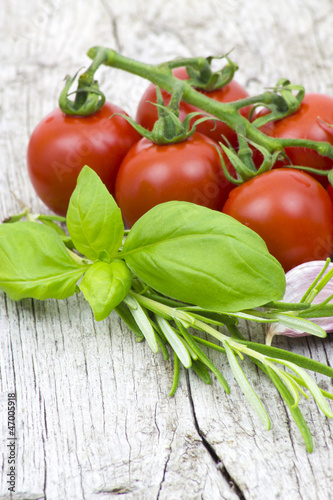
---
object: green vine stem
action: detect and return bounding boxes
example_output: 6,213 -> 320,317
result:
59,46 -> 333,173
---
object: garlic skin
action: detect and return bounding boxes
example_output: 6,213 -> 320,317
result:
266,260 -> 333,342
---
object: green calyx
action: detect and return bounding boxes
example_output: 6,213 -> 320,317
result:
212,79 -> 330,185
58,45 -> 109,116
217,134 -> 333,186
113,84 -> 223,145
216,136 -> 285,185
176,54 -> 239,92
59,70 -> 106,116
151,83 -> 193,143
250,78 -> 305,127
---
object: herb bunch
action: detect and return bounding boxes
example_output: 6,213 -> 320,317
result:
1,166 -> 333,452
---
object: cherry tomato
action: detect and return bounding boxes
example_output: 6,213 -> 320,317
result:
255,94 -> 333,186
115,132 -> 235,228
27,103 -> 140,216
327,183 -> 333,204
222,168 -> 333,272
136,67 -> 251,148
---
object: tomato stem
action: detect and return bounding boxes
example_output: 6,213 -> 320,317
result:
61,46 -> 333,170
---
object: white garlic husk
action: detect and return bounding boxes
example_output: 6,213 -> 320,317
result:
266,260 -> 333,343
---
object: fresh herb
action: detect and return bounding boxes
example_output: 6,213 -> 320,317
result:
1,165 -> 333,452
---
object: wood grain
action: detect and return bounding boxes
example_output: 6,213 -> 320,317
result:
1,0 -> 333,498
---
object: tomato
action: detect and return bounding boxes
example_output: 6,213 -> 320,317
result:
255,94 -> 333,186
327,183 -> 333,204
27,103 -> 140,216
136,67 -> 251,148
222,168 -> 333,272
115,132 -> 235,228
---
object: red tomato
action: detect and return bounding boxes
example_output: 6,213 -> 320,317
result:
136,67 -> 250,148
222,168 -> 333,272
115,132 -> 235,228
327,184 -> 333,204
255,94 -> 333,186
27,103 -> 140,216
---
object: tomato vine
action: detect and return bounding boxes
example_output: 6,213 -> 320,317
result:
59,46 -> 333,183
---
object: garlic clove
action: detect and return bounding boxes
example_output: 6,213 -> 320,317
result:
266,260 -> 333,344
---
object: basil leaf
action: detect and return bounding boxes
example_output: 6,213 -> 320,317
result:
67,166 -> 124,261
79,260 -> 132,321
122,201 -> 285,312
0,222 -> 87,300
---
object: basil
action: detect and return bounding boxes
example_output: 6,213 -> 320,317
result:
0,221 -> 87,300
1,165 -> 333,451
79,260 -> 132,321
67,165 -> 124,261
121,201 -> 286,312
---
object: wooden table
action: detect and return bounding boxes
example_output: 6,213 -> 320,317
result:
1,0 -> 333,498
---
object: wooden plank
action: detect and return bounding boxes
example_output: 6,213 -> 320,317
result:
1,0 -> 333,498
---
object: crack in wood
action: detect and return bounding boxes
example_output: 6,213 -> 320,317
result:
156,448 -> 172,500
155,418 -> 176,499
96,486 -> 133,495
185,373 -> 246,500
41,431 -> 47,500
98,0 -> 122,53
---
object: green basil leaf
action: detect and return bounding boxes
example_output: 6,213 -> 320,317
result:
67,166 -> 124,260
122,201 -> 285,313
0,222 -> 87,300
79,260 -> 132,321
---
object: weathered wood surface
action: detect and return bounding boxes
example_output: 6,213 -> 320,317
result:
1,0 -> 333,498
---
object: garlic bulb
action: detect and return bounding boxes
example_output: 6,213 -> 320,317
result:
266,260 -> 333,343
